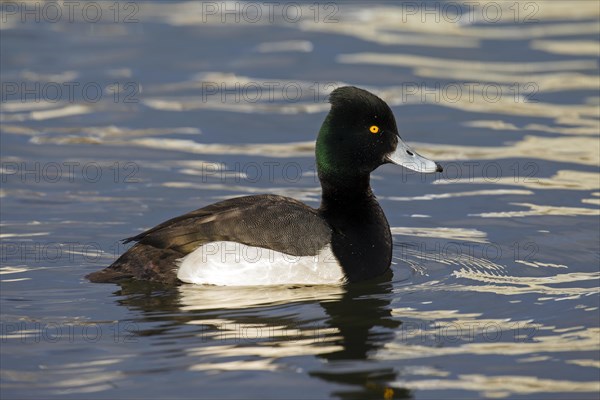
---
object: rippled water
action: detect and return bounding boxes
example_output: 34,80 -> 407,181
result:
1,1 -> 599,399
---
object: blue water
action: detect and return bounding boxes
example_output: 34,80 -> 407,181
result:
1,2 -> 599,399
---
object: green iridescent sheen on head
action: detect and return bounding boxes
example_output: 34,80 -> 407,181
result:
315,86 -> 399,182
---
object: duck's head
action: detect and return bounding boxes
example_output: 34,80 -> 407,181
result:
316,86 -> 442,181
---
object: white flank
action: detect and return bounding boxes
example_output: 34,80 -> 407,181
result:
177,241 -> 345,286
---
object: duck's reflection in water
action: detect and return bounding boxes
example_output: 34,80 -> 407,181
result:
111,272 -> 410,399
311,272 -> 410,399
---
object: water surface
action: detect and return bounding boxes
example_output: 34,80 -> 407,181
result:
1,1 -> 599,399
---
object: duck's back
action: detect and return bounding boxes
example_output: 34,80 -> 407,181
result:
87,195 -> 333,284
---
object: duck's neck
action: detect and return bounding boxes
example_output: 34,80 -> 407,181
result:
318,171 -> 376,212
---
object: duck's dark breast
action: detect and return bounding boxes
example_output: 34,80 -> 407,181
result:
320,199 -> 393,282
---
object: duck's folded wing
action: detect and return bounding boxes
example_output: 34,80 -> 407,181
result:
86,195 -> 333,284
126,194 -> 331,256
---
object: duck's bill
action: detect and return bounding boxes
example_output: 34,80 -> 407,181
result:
386,139 -> 443,173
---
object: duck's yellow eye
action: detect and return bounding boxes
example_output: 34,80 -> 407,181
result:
369,125 -> 380,134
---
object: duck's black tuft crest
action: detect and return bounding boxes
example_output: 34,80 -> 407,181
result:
330,86 -> 366,104
328,86 -> 393,119
329,86 -> 382,107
